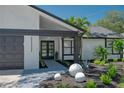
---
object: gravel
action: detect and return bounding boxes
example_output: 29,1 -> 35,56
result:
0,70 -> 66,88
16,70 -> 66,88
0,60 -> 67,88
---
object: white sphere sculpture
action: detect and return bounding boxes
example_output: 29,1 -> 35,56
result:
54,73 -> 62,81
75,72 -> 86,82
69,63 -> 83,77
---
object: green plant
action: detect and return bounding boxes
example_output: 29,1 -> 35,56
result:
39,58 -> 46,67
121,58 -> 124,62
100,74 -> 112,85
95,46 -> 108,60
39,52 -> 47,68
86,79 -> 97,88
55,51 -> 58,61
94,59 -> 106,66
100,60 -> 106,65
56,83 -> 72,88
107,64 -> 117,78
113,39 -> 124,58
94,59 -> 101,64
113,58 -> 118,62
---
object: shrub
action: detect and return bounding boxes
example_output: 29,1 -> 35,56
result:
95,46 -> 108,60
113,39 -> 124,58
55,51 -> 58,61
94,59 -> 106,66
100,74 -> 112,85
113,58 -> 118,62
118,58 -> 122,61
94,59 -> 101,64
39,52 -> 47,68
39,58 -> 47,67
121,58 -> 124,62
100,60 -> 106,65
86,79 -> 97,88
107,64 -> 117,78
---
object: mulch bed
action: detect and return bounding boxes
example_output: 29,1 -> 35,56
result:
39,62 -> 124,88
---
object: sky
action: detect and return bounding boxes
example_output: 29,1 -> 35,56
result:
37,5 -> 124,23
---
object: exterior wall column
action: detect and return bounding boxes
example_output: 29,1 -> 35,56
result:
24,35 -> 39,70
74,35 -> 79,63
62,37 -> 64,62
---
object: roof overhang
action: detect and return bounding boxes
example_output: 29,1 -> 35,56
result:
0,28 -> 78,37
29,5 -> 85,33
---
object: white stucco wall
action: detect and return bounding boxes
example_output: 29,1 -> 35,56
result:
0,6 -> 40,69
82,39 -> 105,60
0,5 -> 39,29
82,38 -> 121,60
40,16 -> 70,30
107,55 -> 120,59
24,36 -> 39,69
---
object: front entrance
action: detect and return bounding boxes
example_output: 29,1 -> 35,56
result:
40,41 -> 54,59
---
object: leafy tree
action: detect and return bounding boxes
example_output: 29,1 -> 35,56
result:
96,11 -> 124,33
113,39 -> 124,58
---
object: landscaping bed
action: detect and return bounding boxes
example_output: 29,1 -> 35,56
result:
39,62 -> 124,88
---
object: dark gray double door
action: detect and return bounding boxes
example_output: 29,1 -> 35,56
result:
0,36 -> 24,70
40,41 -> 54,59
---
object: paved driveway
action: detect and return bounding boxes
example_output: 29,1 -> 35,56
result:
0,70 -> 23,88
0,60 -> 67,88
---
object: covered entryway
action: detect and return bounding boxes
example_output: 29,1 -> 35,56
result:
0,36 -> 24,70
0,29 -> 80,70
40,41 -> 54,59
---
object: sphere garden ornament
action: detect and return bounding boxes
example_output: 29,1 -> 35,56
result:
69,63 -> 83,77
54,73 -> 62,81
75,72 -> 86,82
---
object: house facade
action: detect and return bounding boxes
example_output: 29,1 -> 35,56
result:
82,26 -> 124,61
0,5 -> 123,70
0,5 -> 83,70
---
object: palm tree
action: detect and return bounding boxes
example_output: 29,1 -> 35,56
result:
66,17 -> 90,61
66,16 -> 90,34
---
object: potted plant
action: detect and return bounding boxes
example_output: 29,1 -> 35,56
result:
54,51 -> 58,61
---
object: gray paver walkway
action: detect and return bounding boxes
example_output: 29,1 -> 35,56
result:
0,60 -> 67,88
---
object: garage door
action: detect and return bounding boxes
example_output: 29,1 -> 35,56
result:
0,36 -> 24,70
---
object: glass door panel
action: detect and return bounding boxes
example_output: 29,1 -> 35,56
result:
42,42 -> 47,49
42,50 -> 47,57
41,41 -> 54,59
48,41 -> 54,58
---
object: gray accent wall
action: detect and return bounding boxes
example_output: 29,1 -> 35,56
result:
0,36 -> 24,69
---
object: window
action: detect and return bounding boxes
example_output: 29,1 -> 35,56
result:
64,40 -> 74,55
